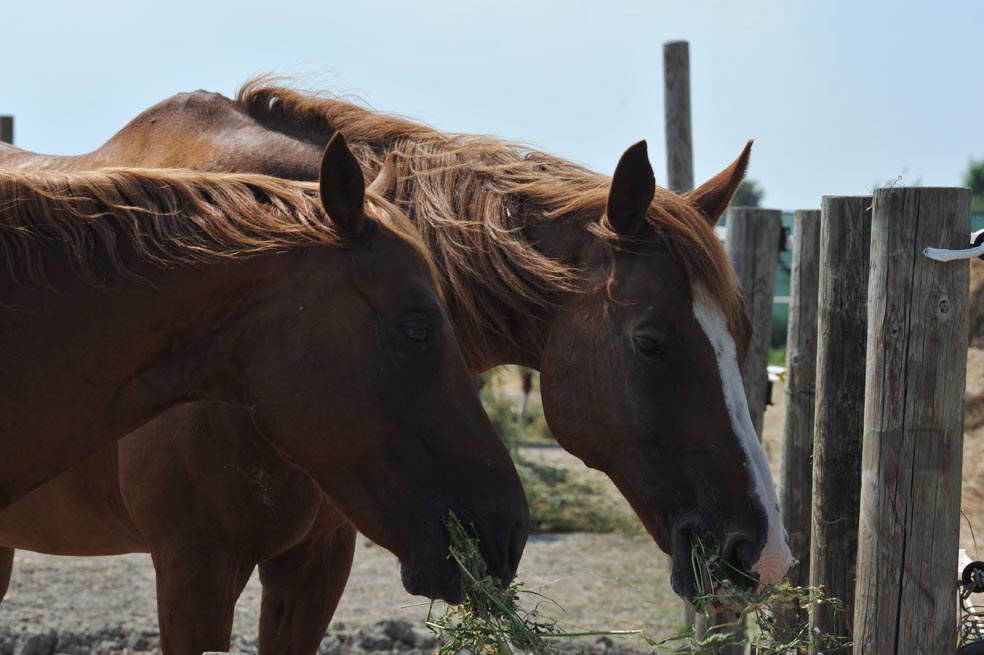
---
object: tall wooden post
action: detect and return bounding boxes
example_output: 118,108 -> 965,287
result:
725,207 -> 782,437
853,187 -> 970,654
663,41 -> 693,192
666,38 -> 698,634
809,196 -> 871,653
778,210 -> 821,596
0,116 -> 12,144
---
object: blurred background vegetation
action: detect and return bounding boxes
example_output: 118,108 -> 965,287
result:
965,158 -> 984,213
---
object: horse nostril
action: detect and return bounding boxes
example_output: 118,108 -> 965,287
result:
723,533 -> 761,575
735,540 -> 761,573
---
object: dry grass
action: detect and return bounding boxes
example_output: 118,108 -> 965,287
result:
428,513 -> 640,655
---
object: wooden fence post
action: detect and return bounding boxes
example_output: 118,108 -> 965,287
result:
778,210 -> 821,596
853,187 -> 970,654
0,116 -> 12,144
809,196 -> 871,653
663,41 -> 693,192
725,207 -> 782,437
666,38 -> 698,633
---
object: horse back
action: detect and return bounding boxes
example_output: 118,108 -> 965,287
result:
0,90 -> 323,180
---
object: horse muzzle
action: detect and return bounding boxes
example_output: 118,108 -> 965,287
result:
398,503 -> 529,605
400,553 -> 466,604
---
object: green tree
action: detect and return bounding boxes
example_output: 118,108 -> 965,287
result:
964,159 -> 984,212
732,179 -> 764,208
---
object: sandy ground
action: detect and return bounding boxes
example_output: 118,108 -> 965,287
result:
2,354 -> 983,648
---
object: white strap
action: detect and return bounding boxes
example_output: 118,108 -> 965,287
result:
923,229 -> 984,262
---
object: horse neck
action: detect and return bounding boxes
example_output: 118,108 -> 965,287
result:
0,142 -> 95,172
0,250 -> 288,507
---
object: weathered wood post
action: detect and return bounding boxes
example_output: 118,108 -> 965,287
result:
665,38 -> 699,633
0,116 -> 12,144
853,187 -> 970,655
778,210 -> 821,597
725,207 -> 782,437
809,196 -> 871,653
663,41 -> 693,192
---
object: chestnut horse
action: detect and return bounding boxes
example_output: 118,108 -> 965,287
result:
0,81 -> 791,642
0,135 -> 529,652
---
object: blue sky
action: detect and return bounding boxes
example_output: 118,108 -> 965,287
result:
2,0 -> 982,209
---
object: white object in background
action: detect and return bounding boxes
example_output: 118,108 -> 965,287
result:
924,229 -> 984,262
961,548 -> 975,574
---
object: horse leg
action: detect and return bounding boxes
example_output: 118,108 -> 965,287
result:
119,402 -> 324,655
153,545 -> 255,655
0,547 -> 13,601
257,504 -> 357,655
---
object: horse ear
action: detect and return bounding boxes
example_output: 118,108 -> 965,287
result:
687,140 -> 753,226
367,151 -> 398,201
319,133 -> 366,234
607,140 -> 655,236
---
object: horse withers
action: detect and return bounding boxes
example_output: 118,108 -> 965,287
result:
0,135 -> 529,623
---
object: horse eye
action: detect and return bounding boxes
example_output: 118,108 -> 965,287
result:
401,324 -> 430,343
634,334 -> 667,360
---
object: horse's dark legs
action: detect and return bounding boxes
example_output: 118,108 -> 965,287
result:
258,504 -> 357,655
0,547 -> 14,601
152,544 -> 255,655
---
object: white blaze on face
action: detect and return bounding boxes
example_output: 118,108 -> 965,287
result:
691,283 -> 792,585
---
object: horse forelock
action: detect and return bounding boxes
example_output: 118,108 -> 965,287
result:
646,191 -> 747,343
234,77 -> 744,364
0,167 -> 437,291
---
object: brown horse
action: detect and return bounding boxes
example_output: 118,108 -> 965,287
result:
0,135 -> 529,651
0,80 -> 790,622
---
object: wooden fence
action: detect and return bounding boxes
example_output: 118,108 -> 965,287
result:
768,188 -> 971,654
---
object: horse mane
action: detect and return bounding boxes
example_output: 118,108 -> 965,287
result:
0,166 -> 433,288
236,77 -> 744,362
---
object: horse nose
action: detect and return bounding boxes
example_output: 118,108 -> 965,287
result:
460,508 -> 528,587
481,518 -> 527,586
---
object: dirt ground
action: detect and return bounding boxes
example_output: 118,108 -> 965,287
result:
2,353 -> 983,650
